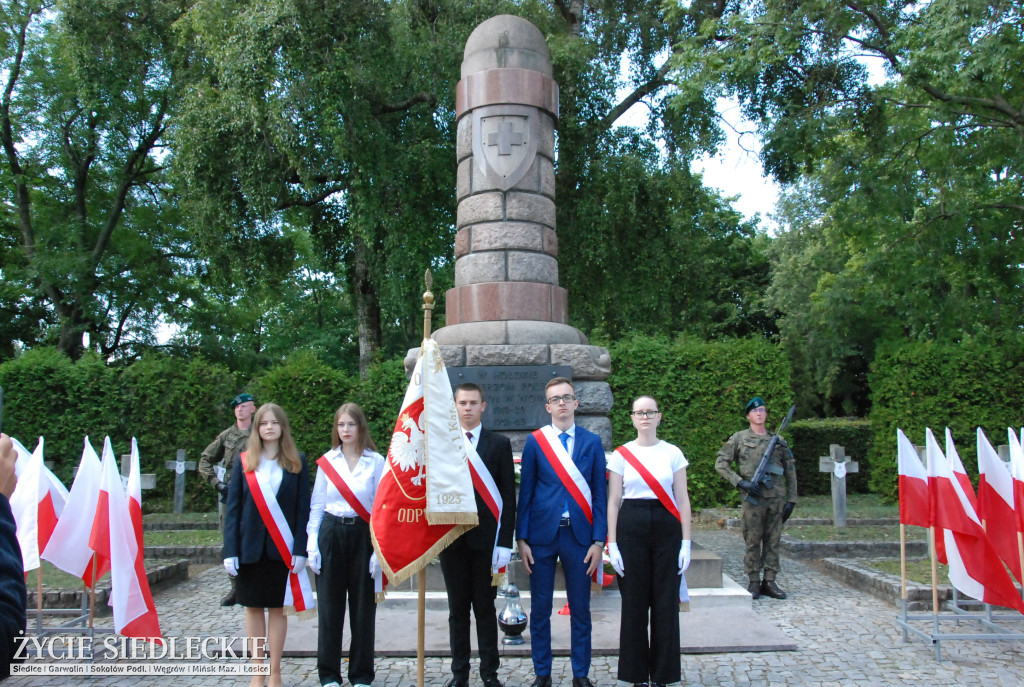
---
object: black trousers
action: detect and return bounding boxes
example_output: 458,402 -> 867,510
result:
316,515 -> 376,686
439,535 -> 500,682
616,499 -> 682,684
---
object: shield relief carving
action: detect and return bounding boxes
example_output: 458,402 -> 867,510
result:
472,105 -> 539,191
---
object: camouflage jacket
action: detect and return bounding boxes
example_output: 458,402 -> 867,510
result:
715,428 -> 798,502
197,425 -> 250,487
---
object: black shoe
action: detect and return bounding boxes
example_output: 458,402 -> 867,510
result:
530,677 -> 552,687
444,679 -> 469,687
746,580 -> 761,599
572,678 -> 596,687
760,579 -> 787,599
220,589 -> 237,606
632,683 -> 648,687
650,683 -> 667,687
482,680 -> 503,687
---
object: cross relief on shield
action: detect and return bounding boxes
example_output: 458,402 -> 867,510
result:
472,105 -> 539,191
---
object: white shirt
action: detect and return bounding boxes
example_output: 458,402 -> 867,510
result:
256,454 -> 283,495
607,440 -> 687,500
551,424 -> 576,516
306,449 -> 385,548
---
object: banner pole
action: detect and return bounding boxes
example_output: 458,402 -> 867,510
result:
417,269 -> 434,687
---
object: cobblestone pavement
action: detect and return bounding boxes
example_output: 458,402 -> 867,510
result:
9,528 -> 1024,687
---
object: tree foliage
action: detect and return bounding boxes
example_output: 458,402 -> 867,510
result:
674,0 -> 1024,415
0,0 -> 192,360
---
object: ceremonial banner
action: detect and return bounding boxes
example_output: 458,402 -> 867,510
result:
371,338 -> 478,586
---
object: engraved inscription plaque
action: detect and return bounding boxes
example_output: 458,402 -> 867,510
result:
447,365 -> 572,430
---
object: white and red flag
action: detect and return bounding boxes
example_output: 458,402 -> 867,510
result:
121,438 -> 162,640
976,428 -> 1021,584
41,437 -> 107,587
1010,430 -> 1024,535
897,429 -> 929,528
12,437 -> 68,572
927,428 -> 1024,613
370,338 -> 478,586
945,428 -> 977,511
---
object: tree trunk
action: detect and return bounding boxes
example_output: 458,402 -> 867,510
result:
352,235 -> 382,377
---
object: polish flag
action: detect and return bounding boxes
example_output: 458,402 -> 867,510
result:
370,338 -> 478,585
102,438 -> 162,640
897,429 -> 929,528
945,428 -> 977,511
927,428 -> 1024,613
10,437 -> 68,572
976,428 -> 1021,583
41,437 -> 107,587
1009,430 -> 1024,535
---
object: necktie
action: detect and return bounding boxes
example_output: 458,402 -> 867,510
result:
466,431 -> 473,444
559,431 -> 570,453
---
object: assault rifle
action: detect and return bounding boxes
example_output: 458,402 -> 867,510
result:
743,404 -> 795,506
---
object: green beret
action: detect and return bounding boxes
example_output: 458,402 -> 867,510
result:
744,396 -> 766,414
231,393 -> 255,409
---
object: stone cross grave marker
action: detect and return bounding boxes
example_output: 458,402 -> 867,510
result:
818,444 -> 858,526
164,449 -> 196,514
119,454 -> 157,492
997,444 -> 1010,464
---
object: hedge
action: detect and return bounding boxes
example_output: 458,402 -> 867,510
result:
607,335 -> 792,509
868,337 -> 1024,502
787,418 -> 873,496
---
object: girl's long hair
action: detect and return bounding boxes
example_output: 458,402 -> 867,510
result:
331,402 -> 377,453
243,403 -> 302,473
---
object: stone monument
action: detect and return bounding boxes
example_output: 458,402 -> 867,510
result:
405,14 -> 612,449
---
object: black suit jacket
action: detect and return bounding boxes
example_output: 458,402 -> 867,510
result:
461,428 -> 516,551
223,457 -> 310,565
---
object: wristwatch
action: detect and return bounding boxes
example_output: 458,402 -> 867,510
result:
592,540 -> 605,547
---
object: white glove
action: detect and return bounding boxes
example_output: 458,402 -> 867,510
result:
369,552 -> 381,579
291,555 -> 307,574
224,557 -> 239,577
492,546 -> 512,571
679,540 -> 691,573
307,550 -> 322,575
608,542 -> 625,577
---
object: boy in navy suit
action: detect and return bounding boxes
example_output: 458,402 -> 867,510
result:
516,378 -> 607,687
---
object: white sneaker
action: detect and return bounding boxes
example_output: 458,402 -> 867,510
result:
322,682 -> 341,687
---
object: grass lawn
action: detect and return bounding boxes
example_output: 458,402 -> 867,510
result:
785,524 -> 926,541
792,494 -> 897,519
142,511 -> 219,524
868,558 -> 950,586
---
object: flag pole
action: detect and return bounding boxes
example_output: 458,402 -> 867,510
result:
1018,532 -> 1024,602
89,554 -> 97,630
36,567 -> 43,631
899,524 -> 907,601
417,269 -> 435,687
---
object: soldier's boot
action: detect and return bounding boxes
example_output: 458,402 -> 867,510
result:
221,575 -> 237,606
760,578 -> 787,599
746,579 -> 761,599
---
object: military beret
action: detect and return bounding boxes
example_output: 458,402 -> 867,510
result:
231,393 -> 256,409
744,396 -> 767,414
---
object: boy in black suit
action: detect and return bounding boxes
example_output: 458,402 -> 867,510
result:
440,383 -> 516,687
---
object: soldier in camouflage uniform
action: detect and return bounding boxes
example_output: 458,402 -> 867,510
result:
715,397 -> 797,600
198,393 -> 255,606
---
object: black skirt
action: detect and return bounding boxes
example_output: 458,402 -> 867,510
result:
236,555 -> 290,608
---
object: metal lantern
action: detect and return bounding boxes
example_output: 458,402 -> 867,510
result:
497,583 -> 528,645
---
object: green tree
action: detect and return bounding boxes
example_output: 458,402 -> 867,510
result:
675,0 -> 1024,413
0,0 -> 192,360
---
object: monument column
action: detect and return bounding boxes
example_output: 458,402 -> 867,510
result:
406,14 -> 613,449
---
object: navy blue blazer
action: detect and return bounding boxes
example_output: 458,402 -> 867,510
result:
0,495 -> 26,678
516,425 -> 607,547
223,455 -> 310,565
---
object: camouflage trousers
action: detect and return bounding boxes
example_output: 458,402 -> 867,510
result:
740,496 -> 785,581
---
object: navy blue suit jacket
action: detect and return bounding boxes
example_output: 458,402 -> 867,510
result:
516,425 -> 607,547
223,456 -> 310,565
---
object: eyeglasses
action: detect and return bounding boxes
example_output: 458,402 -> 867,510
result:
630,410 -> 659,419
546,394 -> 576,405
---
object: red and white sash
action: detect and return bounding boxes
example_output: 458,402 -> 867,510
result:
463,434 -> 505,584
316,451 -> 372,522
244,464 -> 316,613
533,427 -> 593,524
614,444 -> 688,605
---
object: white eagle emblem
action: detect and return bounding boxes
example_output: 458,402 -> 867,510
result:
391,412 -> 426,486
